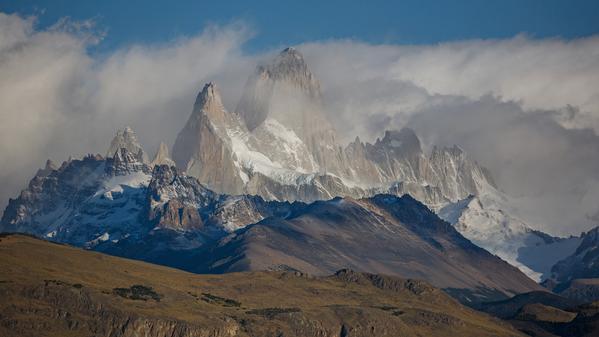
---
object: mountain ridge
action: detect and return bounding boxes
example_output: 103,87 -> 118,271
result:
0,145 -> 542,303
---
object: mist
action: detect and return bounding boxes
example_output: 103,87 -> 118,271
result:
1,12 -> 598,236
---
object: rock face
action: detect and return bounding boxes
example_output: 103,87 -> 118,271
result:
549,226 -> 599,286
0,129 -> 284,251
172,82 -> 247,195
173,48 -> 496,209
150,142 -> 176,167
106,126 -> 149,164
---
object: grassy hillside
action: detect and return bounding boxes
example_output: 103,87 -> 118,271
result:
0,234 -> 524,337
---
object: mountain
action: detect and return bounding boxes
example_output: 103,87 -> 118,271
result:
151,141 -> 176,167
197,194 -> 542,303
0,234 -> 526,337
170,47 -> 577,282
106,126 -> 149,164
0,139 -> 542,303
1,47 -> 580,303
439,194 -> 582,282
0,146 -> 293,250
547,227 -> 599,287
172,48 -> 496,207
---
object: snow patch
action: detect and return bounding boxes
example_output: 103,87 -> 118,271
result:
440,193 -> 582,282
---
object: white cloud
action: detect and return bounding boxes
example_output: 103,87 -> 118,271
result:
299,36 -> 599,137
299,38 -> 599,235
0,12 -> 253,210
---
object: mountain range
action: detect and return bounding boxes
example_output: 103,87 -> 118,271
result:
0,143 -> 540,303
1,47 -> 597,306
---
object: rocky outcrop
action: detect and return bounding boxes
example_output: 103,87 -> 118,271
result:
550,227 -> 599,285
35,159 -> 57,178
1,282 -> 242,337
172,83 -> 246,195
153,200 -> 203,232
151,142 -> 176,167
106,147 -> 150,176
106,126 -> 149,164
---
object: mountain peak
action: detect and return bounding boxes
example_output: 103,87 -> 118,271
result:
236,46 -> 326,135
195,82 -> 221,106
377,128 -> 422,155
192,82 -> 226,123
151,142 -> 175,167
106,126 -> 148,163
278,47 -> 304,61
106,147 -> 149,176
35,159 -> 57,178
237,47 -> 322,105
44,159 -> 57,171
266,47 -> 314,84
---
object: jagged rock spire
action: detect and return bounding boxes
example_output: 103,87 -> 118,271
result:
172,81 -> 246,194
35,159 -> 57,177
106,148 -> 148,176
375,128 -> 423,157
106,126 -> 149,164
191,82 -> 227,124
151,142 -> 175,167
235,47 -> 324,131
264,47 -> 321,98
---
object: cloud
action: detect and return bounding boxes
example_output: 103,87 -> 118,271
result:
300,37 -> 599,135
407,96 -> 599,236
298,39 -> 599,235
0,12 -> 253,211
1,11 -> 598,236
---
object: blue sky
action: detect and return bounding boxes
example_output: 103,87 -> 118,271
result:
2,0 -> 598,52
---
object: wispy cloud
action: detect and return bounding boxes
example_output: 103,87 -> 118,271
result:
299,38 -> 599,235
0,13 -> 253,213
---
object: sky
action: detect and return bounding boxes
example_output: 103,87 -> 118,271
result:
2,0 -> 599,52
0,1 -> 599,235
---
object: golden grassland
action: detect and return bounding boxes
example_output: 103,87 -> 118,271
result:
0,234 -> 525,336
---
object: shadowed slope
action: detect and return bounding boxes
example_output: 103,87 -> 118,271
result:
199,194 -> 542,304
